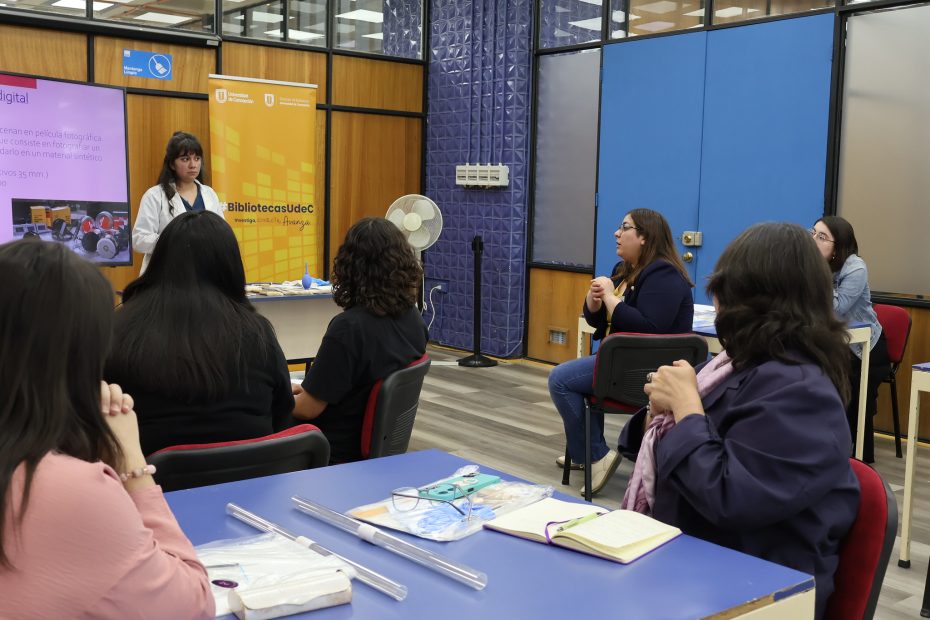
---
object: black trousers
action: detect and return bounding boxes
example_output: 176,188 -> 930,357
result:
846,330 -> 891,463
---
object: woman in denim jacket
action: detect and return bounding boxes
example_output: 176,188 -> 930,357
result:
811,216 -> 890,462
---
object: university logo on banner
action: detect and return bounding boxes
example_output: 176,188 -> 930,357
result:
208,74 -> 319,283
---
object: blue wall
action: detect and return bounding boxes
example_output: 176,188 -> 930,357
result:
424,0 -> 533,357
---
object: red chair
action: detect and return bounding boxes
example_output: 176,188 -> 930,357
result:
562,333 -> 708,501
360,354 -> 431,459
825,459 -> 896,620
874,304 -> 911,458
147,424 -> 330,492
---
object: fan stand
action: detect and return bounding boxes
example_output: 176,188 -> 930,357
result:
457,235 -> 498,368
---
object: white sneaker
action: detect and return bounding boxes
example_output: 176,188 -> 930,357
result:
555,455 -> 584,470
579,450 -> 621,496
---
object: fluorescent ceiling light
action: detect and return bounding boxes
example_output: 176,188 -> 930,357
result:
568,17 -> 601,30
634,20 -> 674,31
288,29 -> 325,40
133,11 -> 190,23
262,29 -> 283,37
553,27 -> 572,37
636,0 -> 680,14
578,0 -> 602,4
555,5 -> 568,11
611,29 -> 627,38
53,0 -> 113,10
713,6 -> 745,16
363,32 -> 383,39
250,10 -> 283,22
684,8 -> 704,15
336,9 -> 382,23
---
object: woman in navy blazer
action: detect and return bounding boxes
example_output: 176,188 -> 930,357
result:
621,223 -> 859,620
548,208 -> 693,496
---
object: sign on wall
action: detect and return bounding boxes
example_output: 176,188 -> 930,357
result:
122,50 -> 173,80
208,74 -> 319,283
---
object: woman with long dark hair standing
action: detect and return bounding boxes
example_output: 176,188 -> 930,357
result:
107,211 -> 294,455
811,216 -> 890,463
548,208 -> 694,496
133,131 -> 224,273
292,217 -> 428,463
0,240 -> 213,619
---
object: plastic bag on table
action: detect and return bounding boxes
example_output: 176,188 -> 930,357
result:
347,464 -> 553,542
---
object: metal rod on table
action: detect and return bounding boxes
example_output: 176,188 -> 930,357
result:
225,503 -> 408,601
291,495 -> 488,590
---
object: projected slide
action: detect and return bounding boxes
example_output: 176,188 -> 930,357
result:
0,73 -> 131,266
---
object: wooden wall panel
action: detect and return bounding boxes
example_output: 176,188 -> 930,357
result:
329,112 -> 421,250
222,43 -> 327,102
876,305 -> 930,441
332,56 -> 422,113
527,269 -> 593,364
94,37 -> 215,93
314,109 -> 326,272
0,25 -> 86,80
101,94 -> 209,294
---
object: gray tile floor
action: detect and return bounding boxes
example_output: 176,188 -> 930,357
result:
410,346 -> 929,620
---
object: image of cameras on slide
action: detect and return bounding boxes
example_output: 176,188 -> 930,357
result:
11,198 -> 131,266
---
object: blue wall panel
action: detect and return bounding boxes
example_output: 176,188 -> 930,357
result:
696,13 -> 835,296
597,32 -> 707,282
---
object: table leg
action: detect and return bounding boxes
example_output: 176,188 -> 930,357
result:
854,331 -> 871,461
900,382 -> 922,567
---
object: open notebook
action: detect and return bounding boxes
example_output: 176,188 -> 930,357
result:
484,497 -> 681,564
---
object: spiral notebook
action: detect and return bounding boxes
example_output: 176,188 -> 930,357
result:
483,497 -> 680,564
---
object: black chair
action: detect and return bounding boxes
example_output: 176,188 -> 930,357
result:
360,354 -> 431,459
147,424 -> 330,492
563,333 -> 709,501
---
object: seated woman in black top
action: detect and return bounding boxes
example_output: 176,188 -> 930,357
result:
105,211 -> 294,455
293,217 -> 428,463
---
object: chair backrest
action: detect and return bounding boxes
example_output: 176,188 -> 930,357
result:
147,424 -> 330,492
592,333 -> 709,408
360,354 -> 431,459
825,459 -> 897,620
873,304 -> 911,365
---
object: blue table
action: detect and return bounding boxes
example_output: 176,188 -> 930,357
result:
166,450 -> 814,619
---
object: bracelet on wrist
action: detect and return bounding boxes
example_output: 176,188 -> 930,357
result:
119,464 -> 156,483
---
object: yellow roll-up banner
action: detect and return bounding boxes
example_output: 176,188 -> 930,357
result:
208,75 -> 319,282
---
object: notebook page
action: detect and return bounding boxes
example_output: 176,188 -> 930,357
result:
485,497 -> 605,539
560,509 -> 678,550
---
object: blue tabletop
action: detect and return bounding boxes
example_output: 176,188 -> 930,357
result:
914,362 -> 930,372
692,319 -> 868,338
166,450 -> 813,620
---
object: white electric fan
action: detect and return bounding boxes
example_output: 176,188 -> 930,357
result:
385,194 -> 443,252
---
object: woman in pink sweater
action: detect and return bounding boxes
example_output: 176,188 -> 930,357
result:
0,240 -> 214,620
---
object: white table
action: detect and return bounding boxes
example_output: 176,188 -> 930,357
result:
898,362 -> 930,567
249,292 -> 340,362
576,311 -> 872,460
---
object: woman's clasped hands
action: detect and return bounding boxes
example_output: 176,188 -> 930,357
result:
644,361 -> 705,423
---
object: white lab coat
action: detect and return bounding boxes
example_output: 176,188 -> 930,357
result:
133,180 -> 224,273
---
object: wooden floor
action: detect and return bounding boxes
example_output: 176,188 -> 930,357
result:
411,346 -> 930,620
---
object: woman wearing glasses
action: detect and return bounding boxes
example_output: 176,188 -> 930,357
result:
811,216 -> 890,463
548,208 -> 694,496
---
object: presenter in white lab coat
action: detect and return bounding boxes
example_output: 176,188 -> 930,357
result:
133,131 -> 224,273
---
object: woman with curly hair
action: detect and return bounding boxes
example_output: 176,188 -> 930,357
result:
293,217 -> 428,463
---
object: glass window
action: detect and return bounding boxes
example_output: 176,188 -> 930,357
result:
617,0 -> 704,39
711,0 -> 832,25
10,0 -> 90,18
334,0 -> 422,59
531,49 -> 600,268
222,0 -> 285,41
539,0 -> 603,49
287,0 -> 326,44
95,0 -> 215,32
